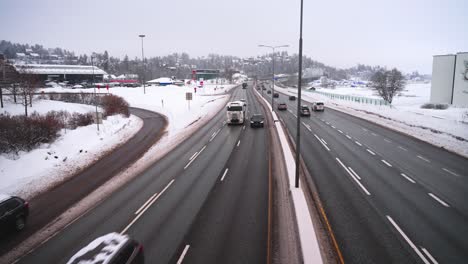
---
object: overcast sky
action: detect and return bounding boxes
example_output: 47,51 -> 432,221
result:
1,0 -> 467,74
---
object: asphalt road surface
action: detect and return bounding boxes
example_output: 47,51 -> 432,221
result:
13,85 -> 270,264
261,85 -> 468,264
0,107 -> 167,258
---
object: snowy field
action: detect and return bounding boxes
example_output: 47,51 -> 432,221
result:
276,82 -> 468,157
0,98 -> 142,198
0,83 -> 236,198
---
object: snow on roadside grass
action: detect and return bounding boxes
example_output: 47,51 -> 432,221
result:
275,83 -> 468,157
0,99 -> 143,198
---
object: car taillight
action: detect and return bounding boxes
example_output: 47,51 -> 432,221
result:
24,201 -> 29,209
138,244 -> 144,253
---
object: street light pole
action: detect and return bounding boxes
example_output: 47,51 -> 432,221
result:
295,0 -> 304,188
258,44 -> 289,111
139,34 -> 146,94
91,56 -> 99,131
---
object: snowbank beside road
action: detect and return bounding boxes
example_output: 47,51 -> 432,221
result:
275,83 -> 468,157
0,99 -> 143,198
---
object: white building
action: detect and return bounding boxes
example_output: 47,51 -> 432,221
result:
431,52 -> 468,107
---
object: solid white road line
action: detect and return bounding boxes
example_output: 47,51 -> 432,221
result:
320,138 -> 328,145
421,247 -> 439,264
189,151 -> 199,161
442,168 -> 460,177
346,135 -> 352,140
384,138 -> 392,143
177,245 -> 190,264
220,168 -> 229,181
314,134 -> 330,151
381,160 -> 392,167
366,149 -> 376,155
398,146 -> 408,151
386,216 -> 431,264
338,130 -> 343,134
237,140 -> 241,147
135,192 -> 158,215
428,193 -> 450,207
348,167 -> 362,180
400,173 -> 416,184
355,141 -> 362,146
121,179 -> 175,234
184,146 -> 206,169
336,158 -> 371,195
417,155 -> 430,163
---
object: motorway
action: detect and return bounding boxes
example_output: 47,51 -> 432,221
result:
12,85 -> 270,264
261,85 -> 468,264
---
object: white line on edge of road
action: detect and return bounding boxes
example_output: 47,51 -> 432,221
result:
417,155 -> 430,163
381,160 -> 392,167
177,245 -> 190,264
442,168 -> 460,177
386,216 -> 431,264
336,158 -> 371,195
428,193 -> 450,207
121,179 -> 175,234
135,192 -> 158,215
355,141 -> 362,146
189,151 -> 199,161
347,167 -> 362,180
221,168 -> 229,181
421,247 -> 439,264
400,173 -> 416,184
366,149 -> 376,155
184,145 -> 206,169
237,140 -> 241,147
314,134 -> 330,151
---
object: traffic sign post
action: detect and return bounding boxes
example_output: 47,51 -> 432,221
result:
186,92 -> 193,110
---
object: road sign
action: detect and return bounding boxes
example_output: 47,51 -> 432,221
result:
186,92 -> 193,100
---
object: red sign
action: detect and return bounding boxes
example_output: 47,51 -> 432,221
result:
106,84 -> 109,90
200,81 -> 204,86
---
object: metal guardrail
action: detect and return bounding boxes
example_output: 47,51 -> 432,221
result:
306,89 -> 390,106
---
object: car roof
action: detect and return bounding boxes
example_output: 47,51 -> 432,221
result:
0,193 -> 12,203
67,233 -> 130,264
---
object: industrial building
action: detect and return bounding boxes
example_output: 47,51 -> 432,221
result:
13,64 -> 107,83
431,52 -> 468,107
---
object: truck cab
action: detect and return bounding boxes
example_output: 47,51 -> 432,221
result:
226,101 -> 246,125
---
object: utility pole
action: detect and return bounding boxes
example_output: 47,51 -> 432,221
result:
295,0 -> 304,188
91,56 -> 99,131
139,35 -> 146,94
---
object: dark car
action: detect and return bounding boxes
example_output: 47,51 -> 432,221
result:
250,114 -> 265,128
277,103 -> 287,110
267,90 -> 271,94
67,233 -> 144,264
289,96 -> 296,101
300,105 -> 311,116
273,93 -> 279,98
0,194 -> 29,232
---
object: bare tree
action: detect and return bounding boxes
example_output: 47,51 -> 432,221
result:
15,69 -> 40,116
371,68 -> 405,104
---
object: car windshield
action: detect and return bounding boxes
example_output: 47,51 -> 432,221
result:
316,102 -> 324,105
251,115 -> 264,121
227,106 -> 243,111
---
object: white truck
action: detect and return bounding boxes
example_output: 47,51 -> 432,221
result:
226,101 -> 246,125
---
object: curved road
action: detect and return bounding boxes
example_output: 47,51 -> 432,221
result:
0,107 -> 167,257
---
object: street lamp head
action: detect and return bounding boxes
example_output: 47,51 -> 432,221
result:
277,45 -> 289,48
139,34 -> 146,38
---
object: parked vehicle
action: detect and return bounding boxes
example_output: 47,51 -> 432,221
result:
250,114 -> 265,128
277,103 -> 287,110
273,93 -> 279,98
67,233 -> 144,264
0,194 -> 29,232
226,101 -> 246,125
300,105 -> 311,116
312,102 -> 325,111
289,96 -> 296,101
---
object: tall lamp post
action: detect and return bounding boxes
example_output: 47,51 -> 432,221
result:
139,34 -> 146,94
258,44 -> 289,110
295,0 -> 304,188
91,56 -> 99,131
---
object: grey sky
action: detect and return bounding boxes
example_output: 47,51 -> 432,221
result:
1,0 -> 467,74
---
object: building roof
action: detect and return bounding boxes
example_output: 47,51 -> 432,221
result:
14,64 -> 107,75
148,77 -> 173,84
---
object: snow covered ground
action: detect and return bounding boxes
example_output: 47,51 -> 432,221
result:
0,83 -> 237,198
275,82 -> 468,157
0,98 -> 142,198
